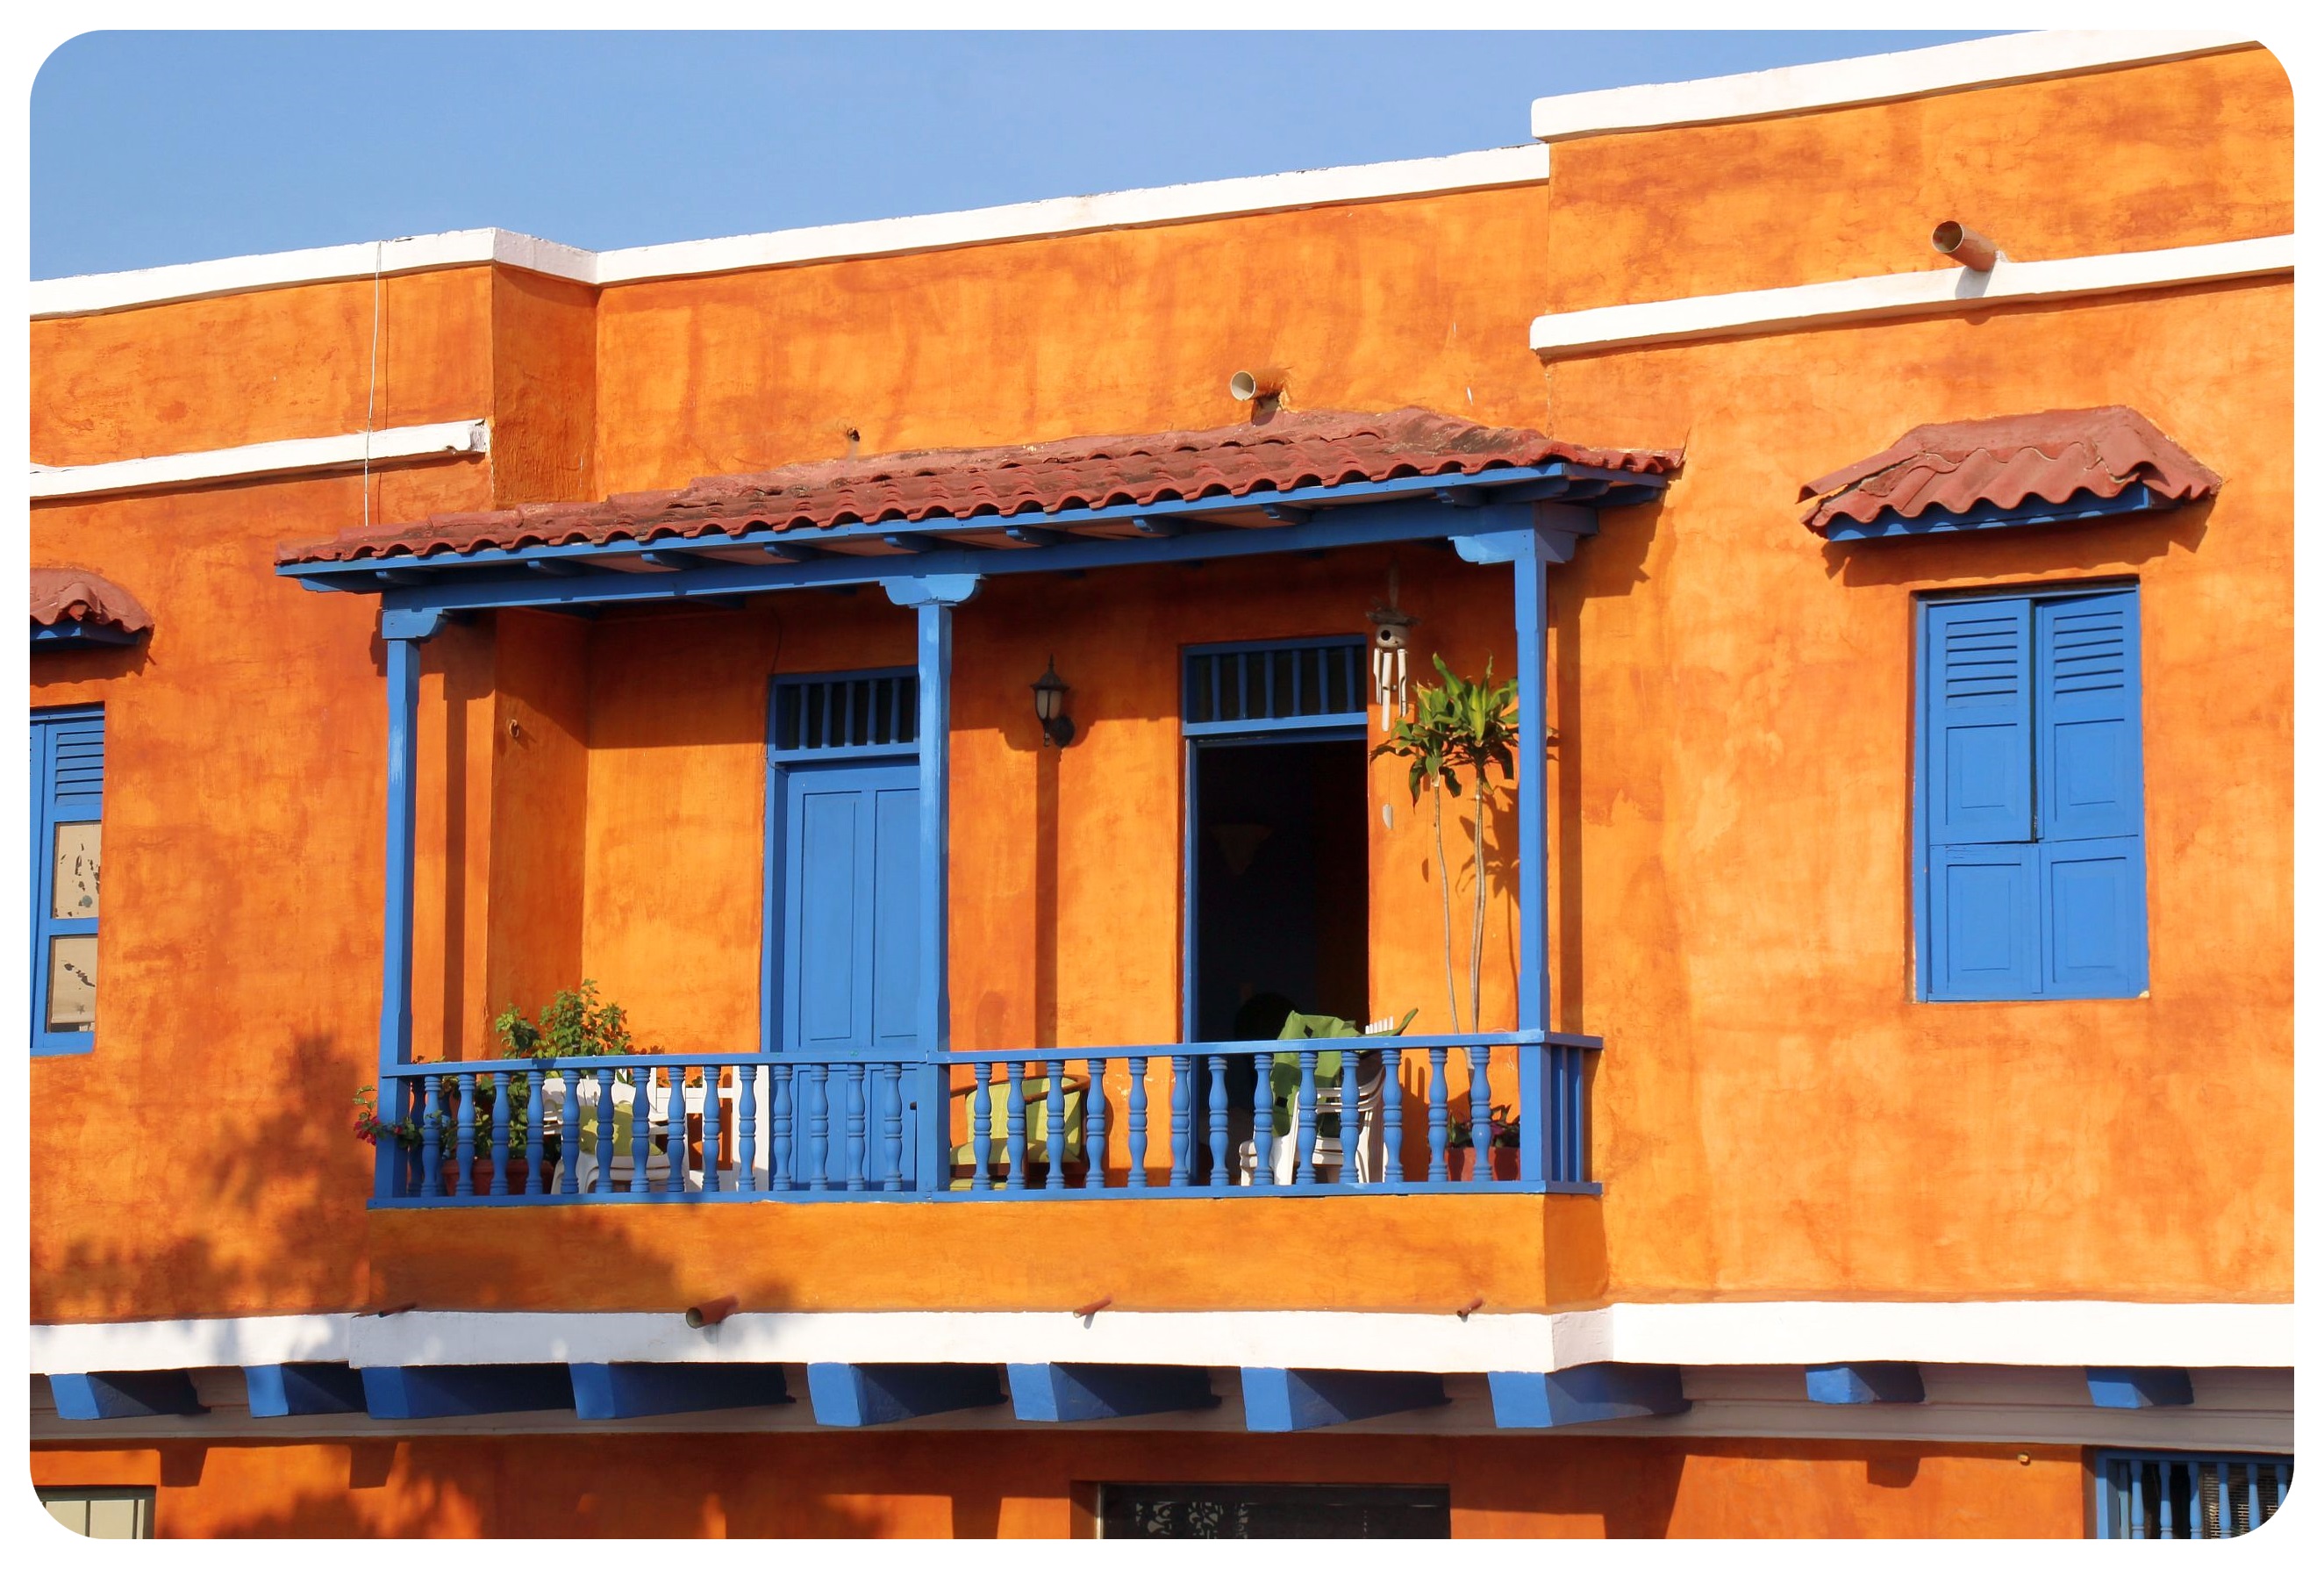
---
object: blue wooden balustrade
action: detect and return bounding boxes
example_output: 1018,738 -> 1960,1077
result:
371,1031 -> 1599,1207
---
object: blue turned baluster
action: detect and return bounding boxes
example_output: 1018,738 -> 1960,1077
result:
489,1071 -> 512,1196
1044,1065 -> 1067,1192
665,1067 -> 690,1194
769,1064 -> 793,1191
737,1064 -> 758,1193
454,1072 -> 477,1197
629,1071 -> 652,1194
844,1064 -> 867,1193
556,1068 -> 582,1196
1251,1051 -> 1276,1187
524,1070 -> 545,1196
418,1074 -> 442,1198
1294,1050 -> 1319,1186
1381,1047 -> 1404,1184
1205,1054 -> 1230,1188
1167,1055 -> 1191,1187
1126,1056 -> 1149,1189
594,1067 -> 617,1196
805,1064 -> 830,1193
1083,1059 -> 1108,1191
701,1068 -> 724,1194
880,1064 -> 904,1193
1469,1044 -> 1493,1184
970,1063 -> 994,1192
1004,1064 -> 1027,1193
1427,1046 -> 1449,1183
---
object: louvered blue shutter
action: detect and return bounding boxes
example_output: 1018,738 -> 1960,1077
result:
782,759 -> 919,1052
32,709 -> 104,1052
2036,591 -> 2148,997
1921,599 -> 2038,998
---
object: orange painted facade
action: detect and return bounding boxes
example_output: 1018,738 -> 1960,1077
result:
30,41 -> 2292,1538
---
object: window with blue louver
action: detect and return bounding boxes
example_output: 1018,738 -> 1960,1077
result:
1916,585 -> 2149,1000
2093,1451 -> 2291,1539
32,706 -> 105,1054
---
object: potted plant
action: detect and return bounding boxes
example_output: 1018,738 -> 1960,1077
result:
1445,1103 -> 1522,1180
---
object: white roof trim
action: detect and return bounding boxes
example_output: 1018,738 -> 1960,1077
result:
31,419 -> 489,500
29,1299 -> 2293,1376
29,145 -> 1548,321
1530,234 -> 2293,358
1530,30 -> 2263,142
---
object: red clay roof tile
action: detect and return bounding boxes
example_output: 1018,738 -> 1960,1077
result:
278,408 -> 1683,566
1799,406 -> 2221,535
32,567 -> 152,635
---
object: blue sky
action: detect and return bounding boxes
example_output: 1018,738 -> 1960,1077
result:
32,31 -> 2000,279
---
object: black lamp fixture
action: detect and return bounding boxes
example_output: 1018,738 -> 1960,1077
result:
1031,656 -> 1075,747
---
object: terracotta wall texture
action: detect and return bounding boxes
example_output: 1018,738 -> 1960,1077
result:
27,47 -> 2292,1324
30,1435 -> 2089,1538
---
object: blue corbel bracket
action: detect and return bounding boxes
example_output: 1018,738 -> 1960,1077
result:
50,1371 -> 208,1421
1453,505 -> 1598,567
1488,1364 -> 1691,1428
2085,1367 -> 2194,1409
380,605 -> 455,642
1240,1367 -> 1448,1432
246,1363 -> 368,1417
806,1362 -> 1006,1427
1805,1362 -> 1926,1405
571,1362 -> 792,1420
883,574 -> 983,608
1009,1363 -> 1220,1422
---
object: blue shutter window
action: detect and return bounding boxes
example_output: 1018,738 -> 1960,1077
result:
2093,1451 -> 2291,1539
32,706 -> 105,1055
1916,586 -> 2148,1000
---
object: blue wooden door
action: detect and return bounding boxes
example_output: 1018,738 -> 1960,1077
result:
781,759 -> 921,1054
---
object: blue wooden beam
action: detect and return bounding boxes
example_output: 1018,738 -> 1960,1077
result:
570,1362 -> 791,1420
1805,1362 -> 1926,1405
641,549 -> 714,570
31,623 -> 141,647
1004,525 -> 1072,548
359,1365 -> 576,1420
2085,1367 -> 2194,1408
1009,1363 -> 1219,1422
881,534 -> 939,554
805,1363 -> 1005,1427
1821,484 -> 2160,543
50,1371 -> 207,1420
764,542 -> 823,562
246,1362 -> 368,1417
1240,1368 -> 1446,1432
1488,1364 -> 1690,1428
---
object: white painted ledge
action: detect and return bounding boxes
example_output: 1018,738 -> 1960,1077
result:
30,146 -> 1547,320
30,419 -> 490,500
1530,31 -> 2263,142
1530,235 -> 2293,358
28,1300 -> 2293,1377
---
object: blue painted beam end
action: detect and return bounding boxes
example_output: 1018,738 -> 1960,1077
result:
2084,1366 -> 2194,1409
359,1364 -> 576,1421
245,1363 -> 368,1417
1240,1368 -> 1447,1433
1008,1363 -> 1220,1423
806,1363 -> 1006,1428
1804,1362 -> 1925,1405
50,1370 -> 208,1420
1488,1364 -> 1690,1429
571,1362 -> 792,1421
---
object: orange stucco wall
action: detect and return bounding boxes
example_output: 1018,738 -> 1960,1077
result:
28,48 -> 2292,1327
30,1435 -> 2089,1537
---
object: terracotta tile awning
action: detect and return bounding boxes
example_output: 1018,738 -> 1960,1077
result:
280,408 -> 1684,566
32,567 -> 152,638
1799,406 -> 2222,536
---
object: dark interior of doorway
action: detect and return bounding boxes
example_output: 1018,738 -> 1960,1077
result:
1192,737 -> 1369,1042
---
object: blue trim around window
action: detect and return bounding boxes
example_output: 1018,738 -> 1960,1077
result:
1912,581 -> 2149,1001
1182,636 -> 1369,739
2092,1449 -> 2292,1539
1825,484 -> 2162,542
32,705 -> 104,1056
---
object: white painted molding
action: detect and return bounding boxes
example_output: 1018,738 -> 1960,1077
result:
1530,31 -> 2263,142
1529,235 -> 2293,358
29,1300 -> 2293,1377
29,146 -> 1548,320
30,419 -> 490,500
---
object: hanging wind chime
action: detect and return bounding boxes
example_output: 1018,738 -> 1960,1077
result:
1366,563 -> 1419,729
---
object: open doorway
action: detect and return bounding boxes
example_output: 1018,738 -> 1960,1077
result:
1190,737 -> 1369,1042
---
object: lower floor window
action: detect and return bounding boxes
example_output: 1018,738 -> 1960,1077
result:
39,1487 -> 154,1538
2093,1451 -> 2292,1538
1099,1483 -> 1449,1538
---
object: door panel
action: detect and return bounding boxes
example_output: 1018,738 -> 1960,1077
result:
781,760 -> 919,1054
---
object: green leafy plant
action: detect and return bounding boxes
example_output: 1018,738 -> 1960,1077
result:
494,979 -> 634,1061
1372,656 -> 1520,1033
352,1085 -> 422,1150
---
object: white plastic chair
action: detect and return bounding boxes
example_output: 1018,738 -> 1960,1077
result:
1241,1054 -> 1386,1186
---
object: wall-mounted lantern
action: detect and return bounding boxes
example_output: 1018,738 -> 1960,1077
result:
1032,657 -> 1076,747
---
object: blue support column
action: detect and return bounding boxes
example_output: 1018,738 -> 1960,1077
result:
359,1364 -> 575,1420
1239,1368 -> 1446,1432
2085,1367 -> 2194,1408
376,615 -> 428,1201
570,1363 -> 791,1420
883,576 -> 981,1191
1805,1362 -> 1926,1405
1488,1364 -> 1691,1428
805,1362 -> 1005,1427
1009,1363 -> 1219,1422
245,1363 -> 368,1417
50,1371 -> 207,1420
